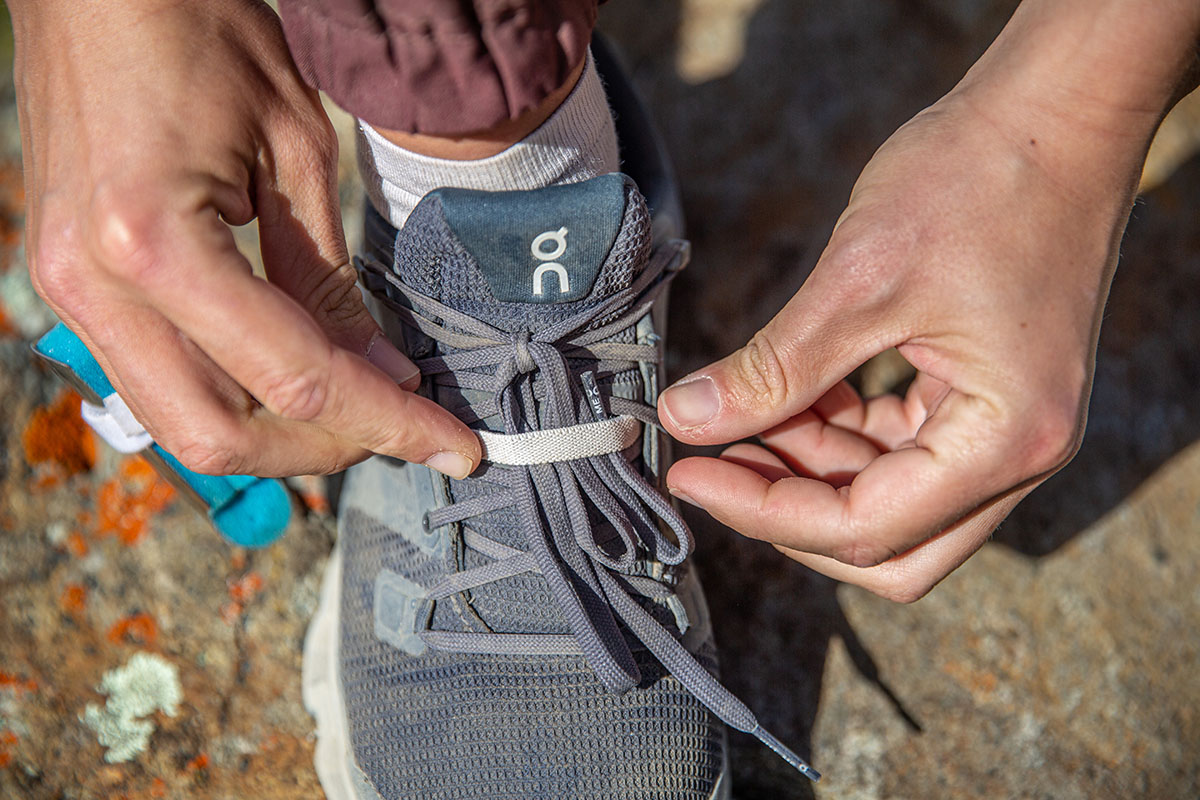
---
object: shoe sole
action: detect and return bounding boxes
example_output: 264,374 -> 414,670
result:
303,544 -> 730,800
303,545 -> 377,800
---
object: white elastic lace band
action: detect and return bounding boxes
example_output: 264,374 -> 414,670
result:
477,416 -> 640,466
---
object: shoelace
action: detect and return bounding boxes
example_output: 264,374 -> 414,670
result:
355,242 -> 820,783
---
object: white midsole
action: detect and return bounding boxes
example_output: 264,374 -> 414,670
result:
302,545 -> 372,800
302,544 -> 730,800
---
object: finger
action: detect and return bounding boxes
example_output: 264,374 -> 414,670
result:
34,189 -> 370,475
811,374 -> 950,451
255,113 -> 420,390
667,389 -> 1029,567
659,224 -> 908,444
90,190 -> 481,477
757,409 -> 881,484
65,288 -> 373,476
701,443 -> 984,602
775,484 -> 1035,603
718,442 -> 796,482
697,414 -> 1034,603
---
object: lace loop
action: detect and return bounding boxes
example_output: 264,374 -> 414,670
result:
512,329 -> 537,374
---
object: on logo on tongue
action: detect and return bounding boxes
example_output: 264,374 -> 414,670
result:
433,174 -> 628,304
531,227 -> 570,296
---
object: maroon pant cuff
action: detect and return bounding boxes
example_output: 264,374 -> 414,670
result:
278,0 -> 599,136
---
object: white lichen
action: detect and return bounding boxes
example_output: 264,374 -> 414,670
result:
81,705 -> 155,764
81,652 -> 182,763
45,521 -> 70,547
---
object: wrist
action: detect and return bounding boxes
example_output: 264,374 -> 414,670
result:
965,0 -> 1200,121
950,0 -> 1200,198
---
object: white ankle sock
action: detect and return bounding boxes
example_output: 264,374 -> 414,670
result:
357,49 -> 620,229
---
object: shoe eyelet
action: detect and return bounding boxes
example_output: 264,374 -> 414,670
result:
421,511 -> 432,534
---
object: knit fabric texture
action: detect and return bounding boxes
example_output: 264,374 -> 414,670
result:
337,180 -> 725,798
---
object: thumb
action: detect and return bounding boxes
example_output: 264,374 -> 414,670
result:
256,112 -> 420,390
659,253 -> 900,445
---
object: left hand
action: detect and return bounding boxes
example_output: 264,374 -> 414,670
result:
656,0 -> 1195,602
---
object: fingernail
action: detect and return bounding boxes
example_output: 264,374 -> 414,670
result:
668,487 -> 702,509
423,451 -> 474,480
662,376 -> 720,429
367,333 -> 420,390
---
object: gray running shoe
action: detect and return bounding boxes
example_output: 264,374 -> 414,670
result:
302,45 -> 818,800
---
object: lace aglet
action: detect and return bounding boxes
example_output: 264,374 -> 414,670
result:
753,725 -> 821,782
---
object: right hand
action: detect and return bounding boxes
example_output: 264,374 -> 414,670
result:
12,0 -> 480,479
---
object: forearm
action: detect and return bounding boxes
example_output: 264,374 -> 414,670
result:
952,0 -> 1200,200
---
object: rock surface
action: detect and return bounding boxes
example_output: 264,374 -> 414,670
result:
2,2 -> 1198,798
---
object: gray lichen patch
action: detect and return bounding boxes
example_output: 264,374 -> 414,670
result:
81,652 -> 182,763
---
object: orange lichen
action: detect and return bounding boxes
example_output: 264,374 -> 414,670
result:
221,571 -> 264,623
228,572 -> 263,605
95,455 -> 176,545
60,583 -> 88,617
65,532 -> 89,558
0,160 -> 25,252
302,490 -> 330,514
219,602 -> 240,625
149,777 -> 168,798
120,455 -> 157,482
0,730 -> 17,768
291,474 -> 331,514
106,612 -> 158,646
0,673 -> 36,693
32,472 -> 64,490
22,390 -> 96,476
0,304 -> 14,338
185,753 -> 209,772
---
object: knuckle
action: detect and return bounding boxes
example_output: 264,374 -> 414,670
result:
869,576 -> 934,605
87,184 -> 169,283
33,229 -> 81,306
170,430 -> 245,476
734,331 -> 790,409
258,369 -> 332,423
833,538 -> 898,570
756,479 -> 800,527
286,113 -> 338,167
1021,407 -> 1083,476
374,420 -> 420,459
29,199 -> 87,305
820,227 -> 905,310
305,267 -> 367,333
317,449 -> 369,475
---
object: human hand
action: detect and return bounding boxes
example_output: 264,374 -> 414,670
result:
12,0 -> 480,478
658,0 -> 1200,601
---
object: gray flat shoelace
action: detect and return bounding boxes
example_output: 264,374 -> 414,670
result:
355,242 -> 820,783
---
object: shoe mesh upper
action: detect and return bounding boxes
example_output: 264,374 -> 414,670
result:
339,507 -> 724,800
337,185 -> 726,799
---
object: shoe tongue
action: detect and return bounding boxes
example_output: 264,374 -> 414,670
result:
394,174 -> 648,329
